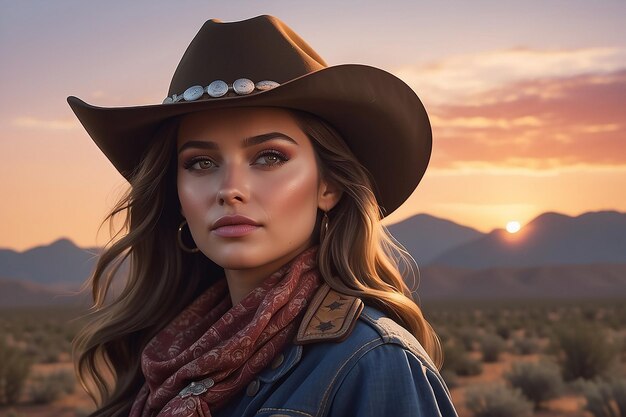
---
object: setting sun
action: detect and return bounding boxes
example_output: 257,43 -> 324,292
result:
506,221 -> 521,233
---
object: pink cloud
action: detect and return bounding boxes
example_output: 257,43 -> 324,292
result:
428,70 -> 626,172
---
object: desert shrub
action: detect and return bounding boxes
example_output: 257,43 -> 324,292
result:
582,306 -> 598,321
456,354 -> 483,376
580,378 -> 626,417
534,322 -> 551,339
480,334 -> 505,363
455,328 -> 478,351
440,369 -> 459,389
54,368 -> 76,394
29,369 -> 75,404
550,321 -> 618,381
495,322 -> 512,340
29,374 -> 62,404
40,347 -> 62,364
512,336 -> 540,355
442,341 -> 483,376
504,360 -> 563,409
465,383 -> 533,417
0,338 -> 32,405
606,304 -> 626,331
1,306 -> 88,365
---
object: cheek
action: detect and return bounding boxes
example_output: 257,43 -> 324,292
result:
177,175 -> 213,217
256,162 -> 319,223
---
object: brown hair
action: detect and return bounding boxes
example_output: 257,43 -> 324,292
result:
292,110 -> 442,364
72,110 -> 442,417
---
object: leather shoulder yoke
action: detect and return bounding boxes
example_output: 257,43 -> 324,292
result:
295,283 -> 364,344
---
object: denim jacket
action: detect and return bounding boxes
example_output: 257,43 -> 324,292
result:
213,285 -> 459,417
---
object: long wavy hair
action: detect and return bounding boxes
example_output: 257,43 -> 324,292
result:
72,108 -> 442,417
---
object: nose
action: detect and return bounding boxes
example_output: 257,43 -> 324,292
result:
216,161 -> 249,206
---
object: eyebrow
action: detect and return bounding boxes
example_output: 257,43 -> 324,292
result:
177,132 -> 299,154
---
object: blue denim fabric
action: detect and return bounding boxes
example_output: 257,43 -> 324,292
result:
213,305 -> 459,417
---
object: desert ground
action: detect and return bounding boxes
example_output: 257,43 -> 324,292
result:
1,299 -> 624,416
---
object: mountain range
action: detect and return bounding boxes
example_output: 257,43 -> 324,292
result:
1,210 -> 625,306
387,210 -> 626,268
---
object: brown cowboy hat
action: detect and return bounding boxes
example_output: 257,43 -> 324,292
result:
67,14 -> 431,217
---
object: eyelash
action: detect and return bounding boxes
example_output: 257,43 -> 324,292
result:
183,149 -> 290,171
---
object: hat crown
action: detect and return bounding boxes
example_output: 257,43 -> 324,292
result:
168,15 -> 327,96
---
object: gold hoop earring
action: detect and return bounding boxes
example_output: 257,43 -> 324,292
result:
178,220 -> 200,253
320,211 -> 329,244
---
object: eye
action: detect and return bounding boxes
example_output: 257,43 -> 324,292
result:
254,150 -> 289,167
183,157 -> 216,171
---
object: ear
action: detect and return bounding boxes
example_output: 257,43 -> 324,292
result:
317,178 -> 343,212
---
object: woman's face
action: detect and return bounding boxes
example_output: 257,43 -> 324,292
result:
176,107 -> 338,272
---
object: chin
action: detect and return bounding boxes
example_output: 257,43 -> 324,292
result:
211,256 -> 265,270
203,247 -> 271,270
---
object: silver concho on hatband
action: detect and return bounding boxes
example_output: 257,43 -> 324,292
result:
207,80 -> 229,97
163,79 -> 280,104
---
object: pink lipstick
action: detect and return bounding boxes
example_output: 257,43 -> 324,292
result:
211,214 -> 261,238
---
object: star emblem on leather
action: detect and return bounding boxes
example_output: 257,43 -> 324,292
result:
295,283 -> 364,344
325,301 -> 345,311
315,321 -> 336,332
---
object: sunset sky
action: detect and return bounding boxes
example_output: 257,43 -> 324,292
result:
1,1 -> 625,251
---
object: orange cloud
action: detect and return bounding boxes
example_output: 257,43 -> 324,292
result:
427,70 -> 626,174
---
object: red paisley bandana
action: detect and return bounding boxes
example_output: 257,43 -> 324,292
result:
129,245 -> 322,417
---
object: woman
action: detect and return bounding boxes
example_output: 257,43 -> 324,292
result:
70,15 -> 459,417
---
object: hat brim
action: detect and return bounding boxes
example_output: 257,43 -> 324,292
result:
67,64 -> 431,217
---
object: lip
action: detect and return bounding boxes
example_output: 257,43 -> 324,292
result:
212,224 -> 261,238
211,214 -> 261,230
210,215 -> 261,237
